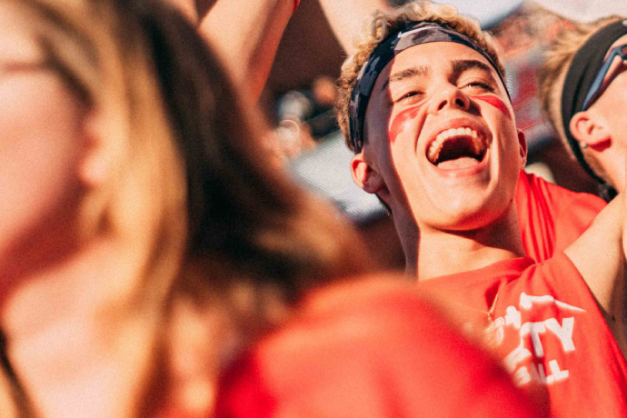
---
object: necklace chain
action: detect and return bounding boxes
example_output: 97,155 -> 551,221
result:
447,292 -> 499,323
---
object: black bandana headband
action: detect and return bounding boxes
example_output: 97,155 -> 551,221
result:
561,19 -> 627,184
348,21 -> 508,153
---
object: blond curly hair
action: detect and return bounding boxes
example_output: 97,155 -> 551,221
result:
537,16 -> 623,185
336,1 -> 505,151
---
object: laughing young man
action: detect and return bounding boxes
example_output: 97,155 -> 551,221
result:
320,0 -> 607,264
336,2 -> 627,416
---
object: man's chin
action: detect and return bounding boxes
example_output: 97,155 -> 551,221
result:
420,196 -> 507,231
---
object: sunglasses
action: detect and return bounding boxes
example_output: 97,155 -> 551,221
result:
582,44 -> 627,111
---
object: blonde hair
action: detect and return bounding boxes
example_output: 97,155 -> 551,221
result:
3,0 -> 377,415
336,1 -> 506,150
3,0 -> 188,415
538,16 -> 623,185
13,0 -> 187,294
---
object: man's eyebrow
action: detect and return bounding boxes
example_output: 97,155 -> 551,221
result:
381,65 -> 430,91
451,59 -> 494,79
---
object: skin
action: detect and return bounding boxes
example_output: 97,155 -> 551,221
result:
317,0 -> 392,54
565,36 -> 627,355
349,36 -> 627,358
473,95 -> 512,120
319,0 -> 627,357
570,34 -> 627,192
351,42 -> 527,279
388,95 -> 512,144
0,4 -> 182,417
0,6 -> 87,284
166,0 -> 294,102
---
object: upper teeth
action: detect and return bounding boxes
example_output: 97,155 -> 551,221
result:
428,127 -> 482,163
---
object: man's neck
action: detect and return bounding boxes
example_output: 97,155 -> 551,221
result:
398,205 -> 526,281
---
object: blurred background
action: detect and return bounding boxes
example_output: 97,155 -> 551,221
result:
259,0 -> 627,270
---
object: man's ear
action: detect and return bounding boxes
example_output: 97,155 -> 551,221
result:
351,151 -> 385,194
517,129 -> 528,167
570,111 -> 611,148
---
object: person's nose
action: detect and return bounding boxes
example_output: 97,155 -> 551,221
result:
427,86 -> 470,115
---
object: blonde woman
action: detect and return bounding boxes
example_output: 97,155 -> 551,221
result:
0,0 -> 370,416
0,0 -> 185,416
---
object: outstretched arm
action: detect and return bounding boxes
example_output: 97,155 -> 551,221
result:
564,191 -> 627,346
317,0 -> 393,54
164,0 -> 203,23
166,0 -> 295,102
198,0 -> 295,101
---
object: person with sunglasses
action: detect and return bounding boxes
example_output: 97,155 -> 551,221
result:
539,17 -> 627,198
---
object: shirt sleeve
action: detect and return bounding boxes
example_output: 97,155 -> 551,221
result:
516,171 -> 606,262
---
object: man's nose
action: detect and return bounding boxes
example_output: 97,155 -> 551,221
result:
427,87 -> 470,115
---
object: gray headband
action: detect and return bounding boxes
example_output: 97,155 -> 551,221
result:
348,21 -> 508,152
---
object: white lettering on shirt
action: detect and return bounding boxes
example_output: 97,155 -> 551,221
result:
468,294 -> 585,387
544,317 -> 575,352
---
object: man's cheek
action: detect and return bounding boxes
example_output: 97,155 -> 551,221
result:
471,95 -> 512,120
389,103 -> 426,144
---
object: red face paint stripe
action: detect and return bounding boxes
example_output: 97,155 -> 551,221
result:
472,95 -> 512,120
389,104 -> 424,144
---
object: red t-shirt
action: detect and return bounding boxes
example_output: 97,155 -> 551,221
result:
515,171 -> 606,262
214,278 -> 542,418
420,253 -> 627,418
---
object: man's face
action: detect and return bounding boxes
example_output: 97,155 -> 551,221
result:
353,41 -> 526,232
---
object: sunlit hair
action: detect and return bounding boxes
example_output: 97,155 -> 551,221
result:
336,0 -> 505,151
538,16 -> 623,186
135,2 -> 375,412
11,0 -> 371,318
2,0 -> 374,415
1,0 -> 188,415
156,6 -> 374,329
9,0 -> 189,293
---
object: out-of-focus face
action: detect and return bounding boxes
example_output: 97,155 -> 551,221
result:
0,4 -> 89,274
356,41 -> 525,232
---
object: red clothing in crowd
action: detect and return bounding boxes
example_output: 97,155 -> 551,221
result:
420,253 -> 627,418
212,172 -> 610,418
515,171 -> 606,262
215,279 -> 543,418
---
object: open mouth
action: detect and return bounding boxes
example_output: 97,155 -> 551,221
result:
427,127 -> 488,169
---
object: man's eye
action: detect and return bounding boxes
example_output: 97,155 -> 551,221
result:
396,90 -> 423,104
462,81 -> 494,93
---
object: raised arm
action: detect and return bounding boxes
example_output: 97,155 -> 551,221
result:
166,0 -> 295,102
163,0 -> 202,23
317,0 -> 393,54
199,0 -> 296,101
564,192 -> 626,345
